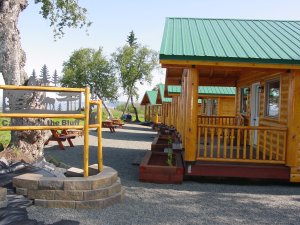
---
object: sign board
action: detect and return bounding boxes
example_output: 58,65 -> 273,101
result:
2,90 -> 82,114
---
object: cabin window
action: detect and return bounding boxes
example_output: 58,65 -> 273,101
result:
265,80 -> 280,117
240,87 -> 249,114
202,99 -> 217,116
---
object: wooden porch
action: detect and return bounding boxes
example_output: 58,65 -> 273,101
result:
186,116 -> 290,180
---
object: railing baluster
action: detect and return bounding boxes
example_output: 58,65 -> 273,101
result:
276,132 -> 279,161
270,131 -> 273,160
217,128 -> 221,158
282,131 -> 287,161
263,130 -> 267,160
256,130 -> 260,160
210,128 -> 214,158
204,127 -> 208,157
197,126 -> 201,157
250,129 -> 253,160
243,130 -> 247,159
223,128 -> 227,158
230,128 -> 234,159
237,129 -> 240,159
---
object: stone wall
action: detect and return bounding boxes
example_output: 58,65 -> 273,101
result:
0,187 -> 7,208
13,165 -> 124,209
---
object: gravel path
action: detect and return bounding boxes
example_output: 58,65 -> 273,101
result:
26,124 -> 300,225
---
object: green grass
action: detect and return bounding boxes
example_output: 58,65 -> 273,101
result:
102,109 -> 145,122
0,108 -> 146,147
0,118 -> 11,147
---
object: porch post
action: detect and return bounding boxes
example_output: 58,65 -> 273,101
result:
174,97 -> 177,128
155,106 -> 159,124
144,105 -> 147,122
184,68 -> 199,162
181,72 -> 187,146
171,99 -> 174,126
147,105 -> 151,122
177,96 -> 181,131
168,103 -> 171,125
287,70 -> 300,182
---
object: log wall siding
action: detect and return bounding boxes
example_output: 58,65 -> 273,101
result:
236,72 -> 289,170
218,97 -> 236,116
236,72 -> 289,128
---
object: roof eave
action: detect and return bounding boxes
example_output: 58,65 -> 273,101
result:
160,55 -> 300,69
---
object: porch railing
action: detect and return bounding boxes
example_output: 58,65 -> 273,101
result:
197,124 -> 287,164
198,116 -> 241,126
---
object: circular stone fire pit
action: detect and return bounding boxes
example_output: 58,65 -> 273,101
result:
13,165 -> 124,209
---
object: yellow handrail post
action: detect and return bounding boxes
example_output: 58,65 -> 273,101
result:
155,110 -> 159,124
83,87 -> 90,177
98,100 -> 103,172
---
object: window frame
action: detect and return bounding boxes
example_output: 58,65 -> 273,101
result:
264,79 -> 280,118
240,87 -> 249,114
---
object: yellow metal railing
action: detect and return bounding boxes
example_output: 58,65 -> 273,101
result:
0,85 -> 102,177
196,124 -> 287,164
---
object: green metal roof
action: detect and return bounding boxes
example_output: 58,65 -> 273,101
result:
146,90 -> 158,105
158,84 -> 172,103
199,86 -> 236,95
160,18 -> 300,64
168,85 -> 236,96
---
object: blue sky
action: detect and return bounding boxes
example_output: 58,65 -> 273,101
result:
6,0 -> 300,101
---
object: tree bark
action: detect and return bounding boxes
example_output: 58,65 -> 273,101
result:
0,0 -> 49,163
130,95 -> 139,122
0,0 -> 28,85
121,95 -> 130,117
96,94 -> 113,119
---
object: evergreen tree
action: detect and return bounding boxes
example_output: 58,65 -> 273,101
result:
52,69 -> 59,86
40,64 -> 50,86
57,103 -> 62,111
31,69 -> 37,80
113,31 -> 158,121
127,30 -> 137,47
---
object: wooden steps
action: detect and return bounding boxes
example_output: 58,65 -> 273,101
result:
187,161 -> 290,181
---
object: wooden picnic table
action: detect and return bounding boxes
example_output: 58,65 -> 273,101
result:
102,120 -> 116,133
112,119 -> 125,128
45,129 -> 78,150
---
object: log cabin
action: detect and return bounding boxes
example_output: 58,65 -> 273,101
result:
155,84 -> 172,125
167,85 -> 236,116
159,17 -> 300,182
140,90 -> 161,123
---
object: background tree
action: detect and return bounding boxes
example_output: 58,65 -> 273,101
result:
31,69 -> 37,80
0,0 -> 90,163
40,64 -> 50,85
61,48 -> 118,117
52,69 -> 59,86
112,31 -> 158,121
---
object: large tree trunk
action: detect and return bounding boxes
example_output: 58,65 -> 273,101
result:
0,0 -> 28,85
0,0 -> 49,163
130,95 -> 139,122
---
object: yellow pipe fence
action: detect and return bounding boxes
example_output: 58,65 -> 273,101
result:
0,85 -> 102,177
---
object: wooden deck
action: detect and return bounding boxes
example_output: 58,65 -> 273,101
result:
188,161 -> 290,180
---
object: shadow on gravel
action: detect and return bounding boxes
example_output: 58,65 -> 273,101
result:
90,129 -> 155,142
120,125 -> 153,132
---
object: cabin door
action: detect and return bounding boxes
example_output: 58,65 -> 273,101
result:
250,83 -> 260,145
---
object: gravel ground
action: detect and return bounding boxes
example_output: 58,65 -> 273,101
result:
25,123 -> 300,225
